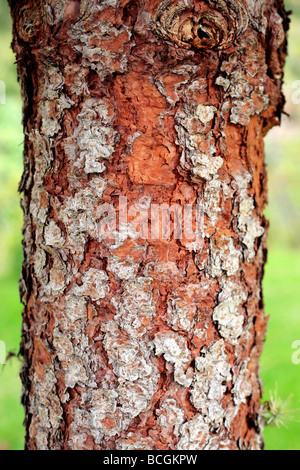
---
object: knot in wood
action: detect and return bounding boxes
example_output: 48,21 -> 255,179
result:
153,0 -> 249,51
18,4 -> 41,43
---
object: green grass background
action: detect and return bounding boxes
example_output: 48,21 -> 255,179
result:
0,0 -> 300,450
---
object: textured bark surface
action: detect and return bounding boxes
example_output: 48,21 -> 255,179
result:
9,0 -> 288,450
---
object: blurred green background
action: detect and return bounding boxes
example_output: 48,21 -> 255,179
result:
0,0 -> 299,451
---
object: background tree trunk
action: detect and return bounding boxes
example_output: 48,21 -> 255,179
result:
9,0 -> 288,450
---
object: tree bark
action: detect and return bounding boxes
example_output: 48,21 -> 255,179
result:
9,0 -> 288,450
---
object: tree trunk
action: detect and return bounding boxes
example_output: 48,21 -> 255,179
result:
9,0 -> 288,450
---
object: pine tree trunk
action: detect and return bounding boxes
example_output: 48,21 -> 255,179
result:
9,0 -> 288,450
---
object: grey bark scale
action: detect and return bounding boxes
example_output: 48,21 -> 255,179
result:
8,0 -> 288,450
